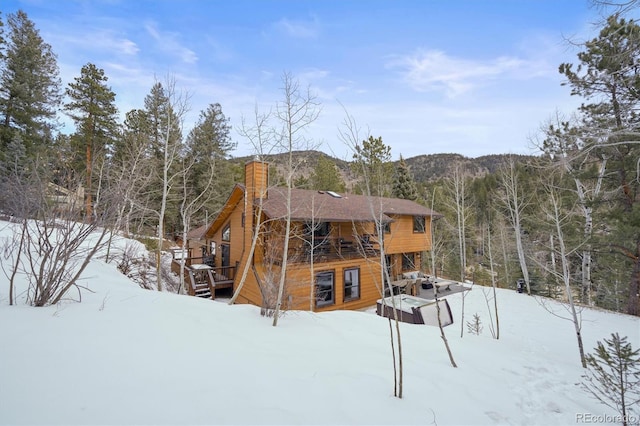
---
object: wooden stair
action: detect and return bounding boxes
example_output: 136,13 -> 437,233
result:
187,265 -> 216,299
193,282 -> 212,299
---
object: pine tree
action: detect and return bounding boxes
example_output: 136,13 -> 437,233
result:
392,155 -> 419,201
0,10 -> 61,155
582,333 -> 640,426
113,109 -> 152,162
143,81 -> 183,234
184,102 -> 234,221
351,135 -> 392,197
560,15 -> 640,316
108,109 -> 155,237
144,82 -> 182,160
0,132 -> 27,214
0,11 -> 6,63
310,155 -> 346,192
466,313 -> 483,335
64,63 -> 119,217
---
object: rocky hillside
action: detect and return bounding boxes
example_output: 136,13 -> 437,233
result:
234,150 -> 539,185
403,153 -> 537,182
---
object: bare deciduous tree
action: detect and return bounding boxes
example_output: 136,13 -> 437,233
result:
540,113 -> 608,305
498,157 -> 533,295
2,159 -> 113,306
146,76 -> 191,291
339,106 -> 406,397
536,176 -> 587,368
429,186 -> 458,367
446,165 -> 473,337
271,72 -> 321,327
228,106 -> 272,306
176,156 -> 216,294
483,221 -> 500,340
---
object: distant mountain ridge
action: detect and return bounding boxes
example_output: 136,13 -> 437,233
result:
233,150 -> 539,185
402,153 -> 537,182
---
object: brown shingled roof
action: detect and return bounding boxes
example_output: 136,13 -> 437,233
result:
187,222 -> 210,240
260,188 -> 439,222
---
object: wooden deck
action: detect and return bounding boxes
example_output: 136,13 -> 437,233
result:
171,255 -> 236,299
277,235 -> 380,265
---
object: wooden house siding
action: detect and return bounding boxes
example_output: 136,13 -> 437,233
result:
384,215 -> 432,254
208,198 -> 244,270
276,257 -> 384,312
232,264 -> 263,307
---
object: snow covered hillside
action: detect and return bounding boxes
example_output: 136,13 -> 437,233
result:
0,222 -> 638,425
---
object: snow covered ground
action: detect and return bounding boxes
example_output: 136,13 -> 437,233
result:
0,222 -> 638,425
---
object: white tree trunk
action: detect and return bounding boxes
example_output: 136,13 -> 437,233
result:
272,73 -> 320,326
549,190 -> 586,368
487,223 -> 500,339
500,158 -> 531,295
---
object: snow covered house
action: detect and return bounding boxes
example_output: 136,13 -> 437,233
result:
185,159 -> 441,311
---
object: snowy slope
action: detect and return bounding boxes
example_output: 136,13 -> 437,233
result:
0,223 -> 638,425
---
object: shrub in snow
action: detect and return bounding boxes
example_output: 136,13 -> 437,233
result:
466,312 -> 483,335
581,333 -> 640,426
2,217 -> 109,306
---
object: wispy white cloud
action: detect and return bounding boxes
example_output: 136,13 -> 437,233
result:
47,29 -> 139,57
117,39 -> 139,56
144,21 -> 198,64
273,16 -> 320,39
389,49 -> 547,98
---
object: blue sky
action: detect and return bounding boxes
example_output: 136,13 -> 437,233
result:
2,0 -> 631,160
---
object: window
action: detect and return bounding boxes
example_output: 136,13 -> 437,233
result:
413,216 -> 426,233
304,221 -> 330,237
222,224 -> 231,241
315,271 -> 335,307
402,253 -> 416,271
383,222 -> 391,234
343,267 -> 360,301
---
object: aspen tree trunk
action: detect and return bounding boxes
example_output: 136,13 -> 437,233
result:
487,222 -> 499,339
500,158 -> 531,295
499,225 -> 511,289
177,158 -> 215,294
549,190 -> 586,368
430,187 -> 458,363
449,166 -> 469,337
272,73 -> 320,326
272,135 -> 294,326
156,117 -> 171,292
309,196 -> 316,311
229,109 -> 271,305
535,178 -> 588,368
451,166 -> 467,283
339,107 -> 403,397
153,76 -> 190,292
575,159 -> 606,305
85,116 -> 94,219
435,291 -> 457,368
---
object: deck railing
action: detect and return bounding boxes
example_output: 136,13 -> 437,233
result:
280,235 -> 380,264
171,253 -> 236,285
